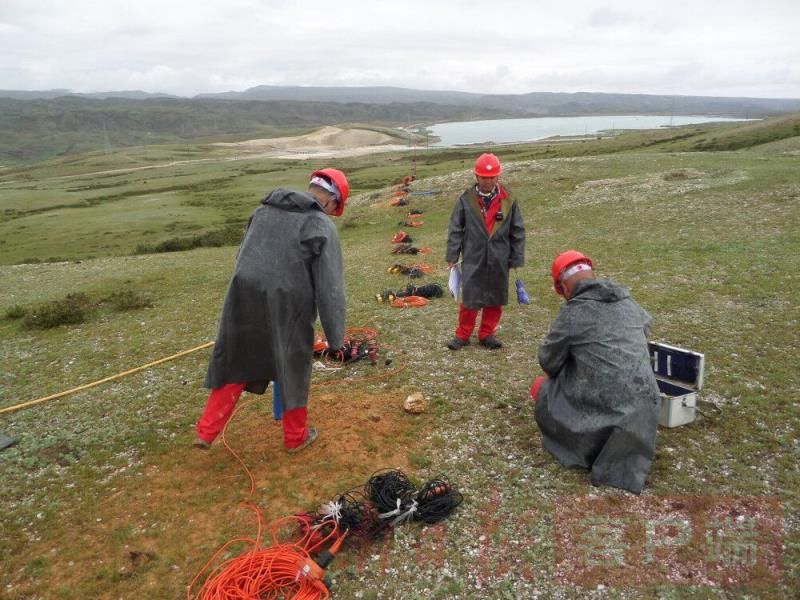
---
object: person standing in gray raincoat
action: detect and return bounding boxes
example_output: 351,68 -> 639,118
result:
530,250 -> 660,494
445,153 -> 525,350
195,168 -> 349,453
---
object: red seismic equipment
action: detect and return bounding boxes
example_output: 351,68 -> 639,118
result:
551,250 -> 594,296
311,168 -> 349,216
474,152 -> 502,177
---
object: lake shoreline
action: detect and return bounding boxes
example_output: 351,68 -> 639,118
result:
426,114 -> 755,147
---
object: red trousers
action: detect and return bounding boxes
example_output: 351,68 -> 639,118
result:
455,304 -> 503,341
196,383 -> 309,449
530,375 -> 547,401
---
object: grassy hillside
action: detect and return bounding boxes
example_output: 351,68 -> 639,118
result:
3,115 -> 799,267
0,96 -> 517,163
5,90 -> 799,164
0,121 -> 798,598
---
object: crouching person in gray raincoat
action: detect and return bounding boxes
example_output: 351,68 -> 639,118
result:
195,168 -> 349,453
530,250 -> 660,493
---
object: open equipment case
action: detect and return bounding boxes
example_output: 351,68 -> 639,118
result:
649,341 -> 705,428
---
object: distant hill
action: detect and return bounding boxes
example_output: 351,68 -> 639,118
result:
76,90 -> 182,100
0,96 -> 516,162
3,85 -> 800,163
0,89 -> 76,100
4,86 -> 800,117
196,86 -> 800,117
0,89 -> 179,100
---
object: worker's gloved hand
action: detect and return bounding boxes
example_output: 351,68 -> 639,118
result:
330,346 -> 348,362
516,279 -> 530,305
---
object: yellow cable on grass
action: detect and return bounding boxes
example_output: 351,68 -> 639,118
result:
0,341 -> 214,416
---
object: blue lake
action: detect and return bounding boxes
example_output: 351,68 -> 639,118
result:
427,115 -> 753,147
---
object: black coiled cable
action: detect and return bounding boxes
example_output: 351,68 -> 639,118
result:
414,476 -> 464,524
399,283 -> 443,299
365,469 -> 416,514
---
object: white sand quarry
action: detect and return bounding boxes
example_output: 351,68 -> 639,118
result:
214,126 -> 413,159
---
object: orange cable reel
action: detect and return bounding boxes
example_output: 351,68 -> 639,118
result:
415,263 -> 433,274
191,515 -> 342,600
391,231 -> 409,243
390,295 -> 428,308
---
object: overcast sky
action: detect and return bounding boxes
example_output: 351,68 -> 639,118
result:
1,0 -> 799,99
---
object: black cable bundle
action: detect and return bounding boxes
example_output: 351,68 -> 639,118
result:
298,469 -> 463,550
365,469 -> 416,514
391,244 -> 422,255
388,264 -> 425,278
366,469 -> 464,527
413,476 -> 464,524
399,283 -> 443,299
337,491 -> 391,541
328,491 -> 370,532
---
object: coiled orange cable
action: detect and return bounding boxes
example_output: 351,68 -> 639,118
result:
390,231 -> 409,243
190,513 -> 339,599
390,296 -> 428,308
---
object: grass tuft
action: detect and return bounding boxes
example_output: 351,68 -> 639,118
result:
22,292 -> 91,329
134,224 -> 245,255
4,304 -> 27,319
103,290 -> 154,312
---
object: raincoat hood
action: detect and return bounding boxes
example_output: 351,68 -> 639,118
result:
262,188 -> 325,213
569,278 -> 630,303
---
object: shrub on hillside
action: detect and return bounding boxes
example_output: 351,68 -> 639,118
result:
193,224 -> 244,247
154,238 -> 195,253
4,305 -> 27,320
135,224 -> 244,255
104,290 -> 153,312
22,293 -> 91,329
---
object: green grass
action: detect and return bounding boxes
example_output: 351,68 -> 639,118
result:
1,120 -> 799,598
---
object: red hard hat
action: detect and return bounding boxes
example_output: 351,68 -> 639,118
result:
474,153 -> 502,177
551,250 -> 593,296
311,168 -> 349,216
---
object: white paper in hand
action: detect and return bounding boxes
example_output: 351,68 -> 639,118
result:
448,265 -> 461,300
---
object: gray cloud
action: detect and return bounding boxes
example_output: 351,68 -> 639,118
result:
0,0 -> 798,98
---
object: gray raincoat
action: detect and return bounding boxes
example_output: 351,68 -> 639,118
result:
445,185 -> 525,308
204,188 -> 346,413
534,278 -> 659,494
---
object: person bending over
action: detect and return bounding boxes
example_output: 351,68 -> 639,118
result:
195,168 -> 349,453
